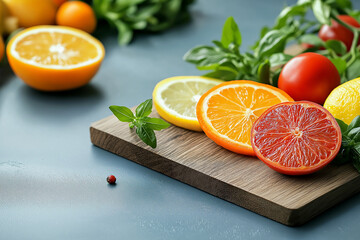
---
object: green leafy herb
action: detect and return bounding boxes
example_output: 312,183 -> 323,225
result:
184,0 -> 360,85
312,0 -> 331,25
334,116 -> 360,172
89,0 -> 195,45
109,99 -> 170,148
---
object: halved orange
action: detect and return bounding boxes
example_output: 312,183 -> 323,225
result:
7,25 -> 105,91
0,37 -> 4,61
196,80 -> 294,156
251,101 -> 342,175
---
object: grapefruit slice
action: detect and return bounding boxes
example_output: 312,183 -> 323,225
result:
251,101 -> 342,175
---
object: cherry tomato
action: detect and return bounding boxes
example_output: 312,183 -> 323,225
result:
318,15 -> 360,51
278,52 -> 340,105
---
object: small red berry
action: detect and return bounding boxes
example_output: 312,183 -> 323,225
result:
107,175 -> 116,184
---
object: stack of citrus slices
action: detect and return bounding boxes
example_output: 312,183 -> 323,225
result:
153,77 -> 343,175
153,78 -> 294,155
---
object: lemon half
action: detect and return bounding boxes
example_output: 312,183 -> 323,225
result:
324,77 -> 360,124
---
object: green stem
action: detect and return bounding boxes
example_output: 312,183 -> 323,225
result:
331,12 -> 360,66
347,30 -> 359,67
331,12 -> 360,32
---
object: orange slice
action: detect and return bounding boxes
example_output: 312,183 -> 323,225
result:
7,25 -> 105,91
196,80 -> 294,156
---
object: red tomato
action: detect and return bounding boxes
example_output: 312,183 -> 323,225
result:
318,15 -> 360,51
278,52 -> 340,105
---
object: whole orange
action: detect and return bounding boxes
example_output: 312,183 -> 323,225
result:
52,0 -> 67,7
56,1 -> 96,34
3,0 -> 56,27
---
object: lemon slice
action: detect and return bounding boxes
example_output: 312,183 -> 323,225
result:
153,76 -> 224,131
7,25 -> 105,91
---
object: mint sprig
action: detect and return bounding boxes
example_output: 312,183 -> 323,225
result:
109,99 -> 170,148
334,116 -> 360,172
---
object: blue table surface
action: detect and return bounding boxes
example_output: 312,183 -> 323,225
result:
2,0 -> 360,239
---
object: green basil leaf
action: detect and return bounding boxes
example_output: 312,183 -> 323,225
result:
183,46 -> 221,64
340,74 -> 348,84
333,146 -> 352,165
136,125 -> 156,148
297,0 -> 312,6
336,118 -> 348,134
333,0 -> 352,10
161,0 -> 182,19
196,54 -> 228,69
135,99 -> 153,118
212,40 -> 226,50
109,105 -> 135,122
312,0 -> 331,25
299,34 -> 324,47
256,29 -> 292,58
130,4 -> 161,21
346,58 -> 360,80
269,53 -> 293,66
257,60 -> 270,84
330,58 -> 347,75
325,40 -> 347,56
348,116 -> 360,130
349,10 -> 360,23
251,27 -> 270,50
204,70 -> 236,81
125,5 -> 137,15
260,26 -> 270,38
353,132 -> 360,143
352,144 -> 360,172
274,5 -> 307,29
221,16 -> 242,48
348,127 -> 360,141
143,117 -> 171,130
131,21 -> 147,30
114,20 -> 133,45
217,61 -> 239,75
112,0 -> 145,10
270,69 -> 282,87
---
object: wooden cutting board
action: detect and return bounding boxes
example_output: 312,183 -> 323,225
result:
90,110 -> 360,226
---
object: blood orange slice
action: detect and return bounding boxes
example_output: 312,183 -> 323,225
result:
251,101 -> 342,175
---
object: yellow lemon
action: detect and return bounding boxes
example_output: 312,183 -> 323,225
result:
153,76 -> 224,131
324,77 -> 360,124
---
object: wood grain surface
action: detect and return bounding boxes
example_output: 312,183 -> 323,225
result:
90,110 -> 360,226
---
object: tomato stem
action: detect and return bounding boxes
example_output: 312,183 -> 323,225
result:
330,12 -> 360,32
331,12 -> 360,67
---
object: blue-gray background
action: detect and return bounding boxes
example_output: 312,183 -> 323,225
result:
1,0 -> 360,239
